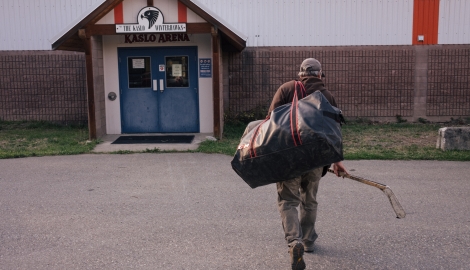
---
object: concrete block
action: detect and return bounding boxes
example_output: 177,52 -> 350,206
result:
436,127 -> 470,151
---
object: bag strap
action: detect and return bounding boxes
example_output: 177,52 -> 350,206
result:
290,81 -> 304,146
249,118 -> 269,158
248,81 -> 306,157
296,80 -> 307,98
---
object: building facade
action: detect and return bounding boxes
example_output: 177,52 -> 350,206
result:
212,0 -> 470,122
1,0 -> 469,139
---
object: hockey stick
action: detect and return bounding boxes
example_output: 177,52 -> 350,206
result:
328,169 -> 406,219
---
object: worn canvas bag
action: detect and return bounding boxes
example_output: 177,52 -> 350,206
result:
231,81 -> 344,188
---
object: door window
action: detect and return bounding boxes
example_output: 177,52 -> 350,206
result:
127,57 -> 151,88
165,56 -> 189,87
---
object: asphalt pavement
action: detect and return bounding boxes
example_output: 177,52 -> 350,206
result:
1,153 -> 469,270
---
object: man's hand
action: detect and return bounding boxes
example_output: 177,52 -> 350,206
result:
332,161 -> 349,177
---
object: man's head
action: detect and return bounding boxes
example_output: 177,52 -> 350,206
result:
298,58 -> 324,78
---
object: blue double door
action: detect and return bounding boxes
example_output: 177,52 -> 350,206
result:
118,47 -> 199,133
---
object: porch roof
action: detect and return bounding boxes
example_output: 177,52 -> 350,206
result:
51,0 -> 247,52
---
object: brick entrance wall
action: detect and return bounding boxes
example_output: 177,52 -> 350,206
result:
428,48 -> 470,117
227,45 -> 470,122
1,45 -> 469,126
0,51 -> 87,124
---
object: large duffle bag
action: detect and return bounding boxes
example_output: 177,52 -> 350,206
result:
231,81 -> 344,189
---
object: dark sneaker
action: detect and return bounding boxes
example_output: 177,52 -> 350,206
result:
289,242 -> 306,270
303,244 -> 314,253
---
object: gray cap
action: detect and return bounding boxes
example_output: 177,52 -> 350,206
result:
299,58 -> 321,72
298,58 -> 324,77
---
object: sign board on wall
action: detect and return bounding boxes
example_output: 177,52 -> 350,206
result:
124,33 -> 190,43
116,6 -> 186,33
199,58 -> 212,78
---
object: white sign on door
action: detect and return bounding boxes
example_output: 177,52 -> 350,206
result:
172,64 -> 182,76
132,59 -> 145,69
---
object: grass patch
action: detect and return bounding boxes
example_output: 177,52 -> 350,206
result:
342,121 -> 470,160
0,120 -> 98,159
197,120 -> 470,161
197,122 -> 247,155
1,119 -> 469,161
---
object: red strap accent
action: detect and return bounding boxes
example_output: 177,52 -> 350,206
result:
296,81 -> 307,98
290,81 -> 304,146
251,80 -> 305,157
290,89 -> 298,146
249,117 -> 269,158
296,82 -> 303,145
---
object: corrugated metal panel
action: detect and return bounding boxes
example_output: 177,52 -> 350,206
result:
3,0 -> 469,50
439,0 -> 470,44
0,0 -> 104,51
196,0 -> 414,47
187,0 -> 247,40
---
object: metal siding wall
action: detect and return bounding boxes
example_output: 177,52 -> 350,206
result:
439,0 -> 470,44
196,0 -> 414,46
3,0 -> 470,51
0,0 -> 104,51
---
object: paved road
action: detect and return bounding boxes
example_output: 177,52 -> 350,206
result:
1,154 -> 469,269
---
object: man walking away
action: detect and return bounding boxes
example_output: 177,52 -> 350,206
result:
267,58 -> 349,270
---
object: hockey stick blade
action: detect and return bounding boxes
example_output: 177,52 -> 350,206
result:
328,169 -> 406,219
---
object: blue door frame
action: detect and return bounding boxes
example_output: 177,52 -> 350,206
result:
118,47 -> 199,133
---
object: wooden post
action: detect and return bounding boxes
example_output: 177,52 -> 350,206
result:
147,0 -> 153,6
212,26 -> 221,139
79,29 -> 97,140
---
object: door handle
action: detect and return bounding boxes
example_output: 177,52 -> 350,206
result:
159,79 -> 164,92
153,80 -> 157,91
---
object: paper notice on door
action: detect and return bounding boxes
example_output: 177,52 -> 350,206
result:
132,59 -> 145,69
172,64 -> 182,76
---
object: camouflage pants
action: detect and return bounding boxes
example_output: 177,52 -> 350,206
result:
277,166 -> 323,248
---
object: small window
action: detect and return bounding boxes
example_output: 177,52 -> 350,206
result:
165,56 -> 189,88
128,57 -> 151,88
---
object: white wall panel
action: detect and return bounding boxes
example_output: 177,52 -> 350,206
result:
187,8 -> 206,23
195,0 -> 414,46
99,7 -> 115,24
0,0 -> 104,50
439,0 -> 470,44
2,0 -> 470,51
